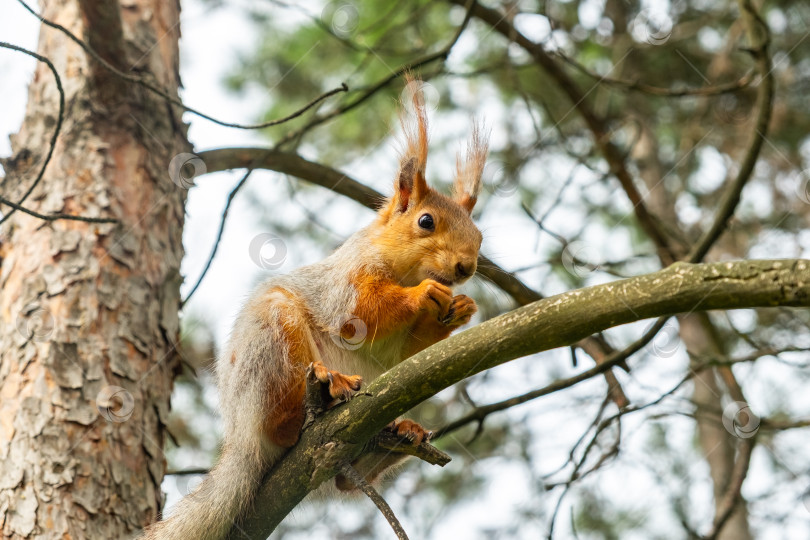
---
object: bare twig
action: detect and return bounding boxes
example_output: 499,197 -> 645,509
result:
181,169 -> 254,306
370,431 -> 451,466
435,317 -> 669,438
692,345 -> 810,369
338,464 -> 410,540
554,50 -> 756,98
274,0 -> 478,147
0,196 -> 117,224
165,467 -> 210,476
760,417 -> 810,431
547,398 -> 620,538
687,0 -> 774,263
0,42 -> 64,225
449,0 -> 678,265
16,0 -> 347,130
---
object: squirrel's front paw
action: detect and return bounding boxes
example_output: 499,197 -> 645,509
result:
309,360 -> 363,402
415,279 -> 453,319
441,295 -> 477,327
386,419 -> 432,446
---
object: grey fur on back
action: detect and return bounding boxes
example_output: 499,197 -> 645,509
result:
141,225 -> 403,539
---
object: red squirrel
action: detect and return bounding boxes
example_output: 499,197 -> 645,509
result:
142,77 -> 488,539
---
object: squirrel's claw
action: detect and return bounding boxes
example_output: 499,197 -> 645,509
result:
309,360 -> 363,403
304,361 -> 364,429
441,295 -> 477,327
386,419 -> 431,446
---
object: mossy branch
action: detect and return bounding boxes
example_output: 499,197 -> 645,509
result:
226,259 -> 810,539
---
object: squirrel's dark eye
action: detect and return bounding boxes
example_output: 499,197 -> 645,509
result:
418,213 -> 435,231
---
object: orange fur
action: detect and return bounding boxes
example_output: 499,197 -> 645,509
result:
258,289 -> 312,447
349,272 -> 424,339
404,293 -> 477,358
310,360 -> 363,401
404,316 -> 454,359
256,288 -> 361,448
262,379 -> 306,448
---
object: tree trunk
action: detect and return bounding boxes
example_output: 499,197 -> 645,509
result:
0,0 -> 186,537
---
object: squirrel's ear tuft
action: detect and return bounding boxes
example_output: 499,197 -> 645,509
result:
454,121 -> 489,214
393,73 -> 430,212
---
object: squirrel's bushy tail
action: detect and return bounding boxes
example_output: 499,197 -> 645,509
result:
140,444 -> 265,540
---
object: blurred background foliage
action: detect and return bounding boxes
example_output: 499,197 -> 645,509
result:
168,0 -> 810,538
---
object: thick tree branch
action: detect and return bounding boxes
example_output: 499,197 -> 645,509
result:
434,317 -> 668,438
198,147 -> 383,208
227,258 -> 810,538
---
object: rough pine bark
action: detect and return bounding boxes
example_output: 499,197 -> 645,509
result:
0,0 -> 187,537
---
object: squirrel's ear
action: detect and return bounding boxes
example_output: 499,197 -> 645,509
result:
394,157 -> 419,212
393,74 -> 430,212
453,122 -> 489,214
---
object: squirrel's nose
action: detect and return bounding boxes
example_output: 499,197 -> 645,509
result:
455,260 -> 475,280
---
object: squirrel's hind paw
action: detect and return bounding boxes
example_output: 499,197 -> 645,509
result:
309,360 -> 363,402
387,419 -> 432,446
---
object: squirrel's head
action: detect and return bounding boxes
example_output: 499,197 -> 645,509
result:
373,77 -> 488,288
